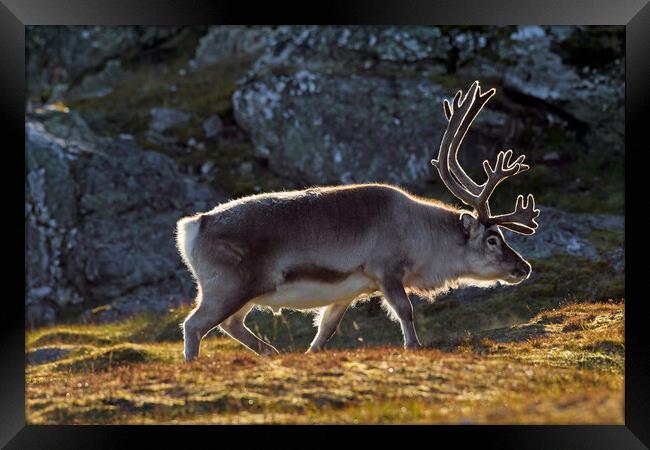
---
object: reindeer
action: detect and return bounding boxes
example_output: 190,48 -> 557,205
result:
176,80 -> 540,361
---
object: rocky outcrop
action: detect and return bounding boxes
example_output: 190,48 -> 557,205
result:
149,108 -> 192,133
191,26 -> 279,70
26,120 -> 81,325
27,26 -> 189,100
25,109 -> 224,326
235,72 -> 451,186
505,205 -> 624,272
232,26 -> 624,191
498,26 -> 624,151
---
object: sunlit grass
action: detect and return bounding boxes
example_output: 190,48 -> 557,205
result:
26,299 -> 624,424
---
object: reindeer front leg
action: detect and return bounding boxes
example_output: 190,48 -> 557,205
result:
380,277 -> 423,350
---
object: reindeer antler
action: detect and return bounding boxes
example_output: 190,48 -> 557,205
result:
490,194 -> 540,235
431,81 -> 540,235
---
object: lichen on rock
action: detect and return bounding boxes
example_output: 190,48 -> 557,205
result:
25,109 -> 224,326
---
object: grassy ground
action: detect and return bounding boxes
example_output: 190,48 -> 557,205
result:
26,297 -> 624,424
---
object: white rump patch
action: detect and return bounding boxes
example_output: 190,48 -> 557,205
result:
176,215 -> 201,279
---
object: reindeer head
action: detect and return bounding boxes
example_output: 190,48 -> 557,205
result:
431,81 -> 540,285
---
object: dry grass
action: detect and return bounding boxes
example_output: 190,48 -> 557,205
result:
26,300 -> 624,424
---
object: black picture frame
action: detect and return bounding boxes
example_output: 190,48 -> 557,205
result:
3,0 -> 646,448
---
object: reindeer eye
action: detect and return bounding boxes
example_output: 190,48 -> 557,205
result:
487,237 -> 499,246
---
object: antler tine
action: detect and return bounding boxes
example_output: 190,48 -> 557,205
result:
447,87 -> 496,196
471,149 -> 523,221
436,84 -> 529,199
432,81 -> 539,235
491,193 -> 541,235
443,99 -> 452,121
431,81 -> 483,209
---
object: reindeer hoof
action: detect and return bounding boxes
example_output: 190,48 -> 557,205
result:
405,342 -> 424,351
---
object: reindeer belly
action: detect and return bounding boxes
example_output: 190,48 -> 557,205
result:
252,272 -> 377,310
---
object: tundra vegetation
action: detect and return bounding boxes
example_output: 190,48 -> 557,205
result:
26,26 -> 624,424
27,296 -> 624,424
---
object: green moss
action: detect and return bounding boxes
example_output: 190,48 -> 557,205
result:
518,125 -> 535,148
31,330 -> 113,347
484,122 -> 624,215
173,139 -> 294,197
69,54 -> 254,138
530,255 -> 624,300
421,118 -> 623,214
168,120 -> 207,143
412,254 -> 624,350
38,86 -> 53,104
574,353 -> 624,371
51,343 -> 164,372
67,51 -> 302,198
127,307 -> 191,343
55,303 -> 91,324
589,228 -> 624,254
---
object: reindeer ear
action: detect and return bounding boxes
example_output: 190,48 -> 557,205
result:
460,212 -> 485,239
460,212 -> 476,234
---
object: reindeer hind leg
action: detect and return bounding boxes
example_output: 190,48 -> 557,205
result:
182,281 -> 250,362
219,303 -> 280,356
306,303 -> 349,353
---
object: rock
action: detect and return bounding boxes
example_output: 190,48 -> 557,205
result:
499,26 -> 623,150
26,301 -> 58,328
504,205 -> 624,271
27,347 -> 72,365
66,59 -> 125,101
149,108 -> 191,133
239,162 -> 253,175
200,161 -> 215,175
232,26 -> 623,190
25,110 -> 225,326
26,121 -> 84,325
192,26 -> 278,69
80,280 -> 194,324
25,122 -> 78,229
144,129 -> 180,148
66,139 -> 215,305
27,26 -> 184,100
202,115 -> 224,138
33,108 -> 100,151
46,84 -> 70,104
542,151 -> 561,162
31,286 -> 53,298
234,70 -> 505,187
243,26 -> 451,80
254,146 -> 271,160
